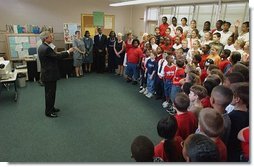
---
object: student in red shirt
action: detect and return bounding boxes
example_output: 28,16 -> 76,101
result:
161,37 -> 173,53
154,115 -> 184,162
139,33 -> 149,52
219,49 -> 232,74
155,46 -> 163,62
173,93 -> 198,140
202,78 -> 219,108
125,32 -> 133,52
200,44 -> 210,69
125,39 -> 143,85
238,127 -> 249,161
200,59 -> 216,83
172,26 -> 185,43
159,16 -> 169,37
199,108 -> 227,162
123,32 -> 134,70
165,28 -> 172,38
171,59 -> 185,102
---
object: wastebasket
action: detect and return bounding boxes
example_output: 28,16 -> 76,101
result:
17,73 -> 26,87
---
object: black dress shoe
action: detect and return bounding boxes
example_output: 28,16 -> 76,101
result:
132,81 -> 138,85
126,78 -> 132,83
46,113 -> 58,118
38,81 -> 44,86
53,108 -> 60,112
155,96 -> 162,100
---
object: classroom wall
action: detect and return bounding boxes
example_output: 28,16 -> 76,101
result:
0,0 -> 131,53
130,5 -> 146,41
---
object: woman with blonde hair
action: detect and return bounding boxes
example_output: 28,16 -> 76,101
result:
114,33 -> 126,76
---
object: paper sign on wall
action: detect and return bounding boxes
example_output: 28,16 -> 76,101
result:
63,23 -> 81,44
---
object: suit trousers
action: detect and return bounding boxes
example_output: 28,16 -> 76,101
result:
155,75 -> 165,99
95,51 -> 106,73
44,81 -> 57,115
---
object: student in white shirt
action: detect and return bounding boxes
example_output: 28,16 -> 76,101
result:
224,35 -> 236,53
169,16 -> 178,38
212,20 -> 223,34
149,36 -> 158,53
201,32 -> 213,46
186,40 -> 202,64
220,21 -> 233,45
234,21 -> 249,43
172,36 -> 182,50
187,20 -> 197,38
155,52 -> 168,100
233,39 -> 245,56
180,17 -> 189,37
187,29 -> 201,49
199,21 -> 211,40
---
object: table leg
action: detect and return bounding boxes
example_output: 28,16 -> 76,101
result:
14,81 -> 18,102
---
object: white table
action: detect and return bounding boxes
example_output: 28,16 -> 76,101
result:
0,71 -> 18,101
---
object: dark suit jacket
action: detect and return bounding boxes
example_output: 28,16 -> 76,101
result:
38,43 -> 69,82
94,34 -> 107,52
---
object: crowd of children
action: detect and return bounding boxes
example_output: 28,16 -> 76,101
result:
128,16 -> 249,162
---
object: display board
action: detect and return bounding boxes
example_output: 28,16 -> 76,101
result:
63,23 -> 81,44
81,13 -> 115,38
5,34 -> 40,60
93,12 -> 104,27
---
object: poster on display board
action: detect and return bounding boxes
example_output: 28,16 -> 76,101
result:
6,34 -> 41,59
63,23 -> 81,44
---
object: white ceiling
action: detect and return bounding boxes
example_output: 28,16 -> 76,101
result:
108,0 -> 249,6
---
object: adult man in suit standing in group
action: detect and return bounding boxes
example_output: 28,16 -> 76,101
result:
94,27 -> 108,73
38,31 -> 73,118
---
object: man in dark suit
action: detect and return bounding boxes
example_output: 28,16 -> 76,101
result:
38,31 -> 73,118
94,27 -> 108,73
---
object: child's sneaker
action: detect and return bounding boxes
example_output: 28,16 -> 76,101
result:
162,101 -> 169,108
146,93 -> 153,98
166,105 -> 176,114
139,88 -> 146,93
143,88 -> 148,95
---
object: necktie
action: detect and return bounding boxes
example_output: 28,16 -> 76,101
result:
159,60 -> 165,73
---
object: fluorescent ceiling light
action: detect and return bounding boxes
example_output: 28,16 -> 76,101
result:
110,0 -> 169,7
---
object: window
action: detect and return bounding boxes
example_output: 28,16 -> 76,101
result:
147,22 -> 158,34
175,5 -> 194,25
146,7 -> 159,34
194,4 -> 218,30
221,3 -> 249,24
145,1 -> 249,34
147,7 -> 159,21
160,6 -> 175,24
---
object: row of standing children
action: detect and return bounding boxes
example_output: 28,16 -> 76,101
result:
128,16 -> 249,162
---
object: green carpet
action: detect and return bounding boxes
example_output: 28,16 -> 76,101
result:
0,73 -> 168,162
